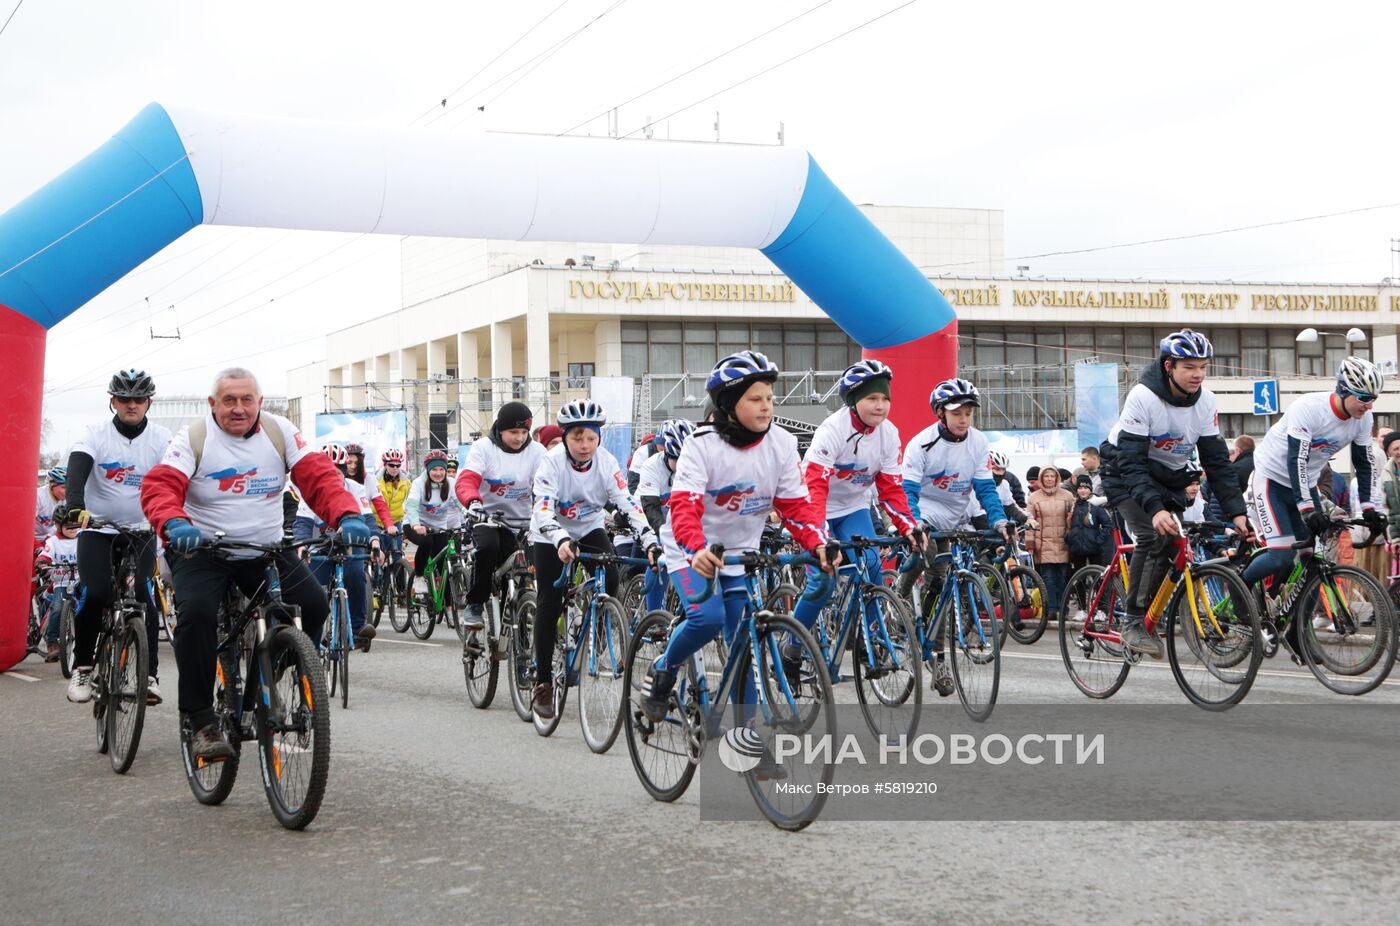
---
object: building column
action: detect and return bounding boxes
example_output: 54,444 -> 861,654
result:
526,301 -> 551,419
491,321 -> 514,410
350,360 -> 367,410
372,353 -> 391,408
456,330 -> 482,437
326,366 -> 345,411
594,318 -> 622,376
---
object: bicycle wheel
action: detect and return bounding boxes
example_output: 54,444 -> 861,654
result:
972,562 -> 1012,647
258,626 -> 331,830
623,611 -> 698,802
389,563 -> 410,633
947,571 -> 1000,722
1059,565 -> 1130,699
408,584 -> 436,640
462,621 -> 499,709
619,572 -> 647,629
107,615 -> 150,775
1005,565 -> 1048,645
451,560 -> 472,611
449,574 -> 469,644
743,612 -> 836,831
59,598 -> 76,679
1165,563 -> 1261,711
93,633 -> 110,755
180,648 -> 242,805
579,596 -> 629,754
508,592 -> 537,722
852,585 -> 922,742
532,613 -> 569,738
1298,566 -> 1398,695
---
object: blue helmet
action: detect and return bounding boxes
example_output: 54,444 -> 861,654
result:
930,378 -> 980,411
1159,329 -> 1213,360
705,350 -> 779,397
47,465 -> 67,486
659,418 -> 696,458
557,399 -> 606,430
837,359 -> 893,399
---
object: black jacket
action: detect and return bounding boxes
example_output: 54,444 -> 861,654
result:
1232,450 -> 1254,490
1099,361 -> 1246,520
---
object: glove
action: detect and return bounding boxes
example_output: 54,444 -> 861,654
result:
646,544 -> 662,566
336,514 -> 372,547
165,518 -> 205,555
1303,508 -> 1331,539
1362,508 -> 1387,533
466,499 -> 485,517
64,508 -> 91,528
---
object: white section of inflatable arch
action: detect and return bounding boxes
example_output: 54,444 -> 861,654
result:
167,107 -> 811,246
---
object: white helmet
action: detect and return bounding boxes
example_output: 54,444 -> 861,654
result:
988,450 -> 1009,470
557,399 -> 606,429
1337,356 -> 1384,400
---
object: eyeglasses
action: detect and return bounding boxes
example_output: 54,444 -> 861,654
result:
112,396 -> 148,405
385,463 -> 401,468
1350,392 -> 1379,404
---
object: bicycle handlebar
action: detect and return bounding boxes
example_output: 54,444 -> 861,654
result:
674,546 -> 832,606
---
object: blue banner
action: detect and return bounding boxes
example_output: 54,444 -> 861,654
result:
1074,363 -> 1120,451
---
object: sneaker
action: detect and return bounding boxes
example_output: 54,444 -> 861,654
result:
462,604 -> 485,631
146,676 -> 163,705
753,747 -> 789,782
780,641 -> 805,688
1119,621 -> 1163,659
354,623 -> 377,652
190,723 -> 235,762
66,667 -> 94,703
931,657 -> 954,697
532,682 -> 556,719
640,663 -> 676,722
45,640 -> 60,663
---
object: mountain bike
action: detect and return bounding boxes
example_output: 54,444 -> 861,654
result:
404,528 -> 470,640
622,547 -> 835,831
461,517 -> 536,713
305,536 -> 371,709
31,563 -> 80,675
84,519 -> 153,774
984,527 -> 1048,645
910,530 -> 1002,722
178,535 -> 331,830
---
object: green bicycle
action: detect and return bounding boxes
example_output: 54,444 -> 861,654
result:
405,528 -> 472,641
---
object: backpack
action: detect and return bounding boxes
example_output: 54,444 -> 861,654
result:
187,417 -> 290,472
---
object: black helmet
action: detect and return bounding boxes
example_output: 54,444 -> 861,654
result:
108,368 -> 155,399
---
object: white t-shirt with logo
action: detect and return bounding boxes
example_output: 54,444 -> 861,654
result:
34,486 -> 60,541
636,452 -> 676,503
404,474 -> 464,530
72,419 -> 173,530
38,534 -> 80,588
1105,383 -> 1220,471
157,412 -> 312,550
902,425 -> 994,531
296,478 -> 371,526
530,444 -> 654,547
464,438 -> 546,527
802,408 -> 902,520
1255,391 -> 1375,505
661,426 -> 809,577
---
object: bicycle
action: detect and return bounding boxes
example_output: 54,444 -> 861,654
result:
985,527 -> 1048,645
304,536 -> 371,709
460,516 -> 536,713
83,519 -> 153,774
812,534 -> 923,741
1251,519 -> 1397,695
909,530 -> 1003,722
622,547 -> 836,831
31,563 -> 80,675
403,528 -> 471,640
378,533 -> 412,633
1060,518 -> 1261,710
151,573 -> 178,642
531,548 -> 634,753
177,534 -> 331,830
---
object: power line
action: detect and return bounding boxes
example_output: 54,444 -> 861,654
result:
620,0 -> 922,139
920,202 -> 1400,272
0,0 -> 24,40
557,0 -> 839,136
409,0 -> 575,127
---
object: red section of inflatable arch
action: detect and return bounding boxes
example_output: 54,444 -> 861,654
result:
863,321 -> 959,445
0,308 -> 46,671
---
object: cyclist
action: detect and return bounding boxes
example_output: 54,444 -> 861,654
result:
972,450 -> 1029,526
627,432 -> 662,493
375,447 -> 410,579
640,351 -> 837,724
36,504 -> 82,663
35,465 -> 66,546
1098,330 -> 1250,658
537,424 -> 564,451
344,443 -> 394,537
62,369 -> 172,705
141,367 -> 369,761
899,378 -> 1010,694
799,360 -> 923,641
636,418 -> 697,609
404,449 -> 464,579
529,400 -> 658,719
1241,356 -> 1386,655
454,402 -> 545,631
292,445 -> 382,651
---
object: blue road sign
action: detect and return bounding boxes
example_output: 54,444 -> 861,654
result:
1253,380 -> 1279,416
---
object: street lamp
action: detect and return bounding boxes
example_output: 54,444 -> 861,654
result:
1295,327 -> 1366,344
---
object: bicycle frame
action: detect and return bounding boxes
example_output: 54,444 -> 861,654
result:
819,535 -> 912,682
918,531 -> 999,661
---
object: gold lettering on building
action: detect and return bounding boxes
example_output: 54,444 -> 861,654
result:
569,277 -> 796,303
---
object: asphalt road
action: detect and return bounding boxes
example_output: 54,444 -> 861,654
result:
3,625 -> 1398,925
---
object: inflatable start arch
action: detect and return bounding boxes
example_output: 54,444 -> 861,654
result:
0,104 -> 956,669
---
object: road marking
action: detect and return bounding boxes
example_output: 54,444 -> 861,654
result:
374,637 -> 443,648
1,670 -> 40,682
1002,649 -> 1400,687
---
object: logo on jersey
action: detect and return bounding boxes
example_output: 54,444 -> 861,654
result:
1150,432 -> 1190,455
1310,437 -> 1343,457
98,461 -> 139,485
555,497 -> 599,520
925,470 -> 961,492
293,430 -> 307,451
833,462 -> 875,486
706,483 -> 769,515
206,467 -> 260,493
485,477 -> 531,500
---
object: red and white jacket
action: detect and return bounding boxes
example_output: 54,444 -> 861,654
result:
801,408 -> 915,535
142,412 -> 357,551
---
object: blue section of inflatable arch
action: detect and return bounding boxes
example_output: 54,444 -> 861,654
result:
762,155 -> 954,350
0,103 -> 202,328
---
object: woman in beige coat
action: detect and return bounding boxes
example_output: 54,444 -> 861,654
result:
1027,467 -> 1075,620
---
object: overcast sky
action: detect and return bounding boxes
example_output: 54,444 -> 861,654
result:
4,0 -> 1397,450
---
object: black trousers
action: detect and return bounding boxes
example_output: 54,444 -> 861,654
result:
73,530 -> 160,676
169,548 -> 328,730
413,530 -> 453,576
532,528 -> 617,684
467,523 -> 517,605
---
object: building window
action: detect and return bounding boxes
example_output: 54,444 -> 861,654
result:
567,362 -> 594,388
